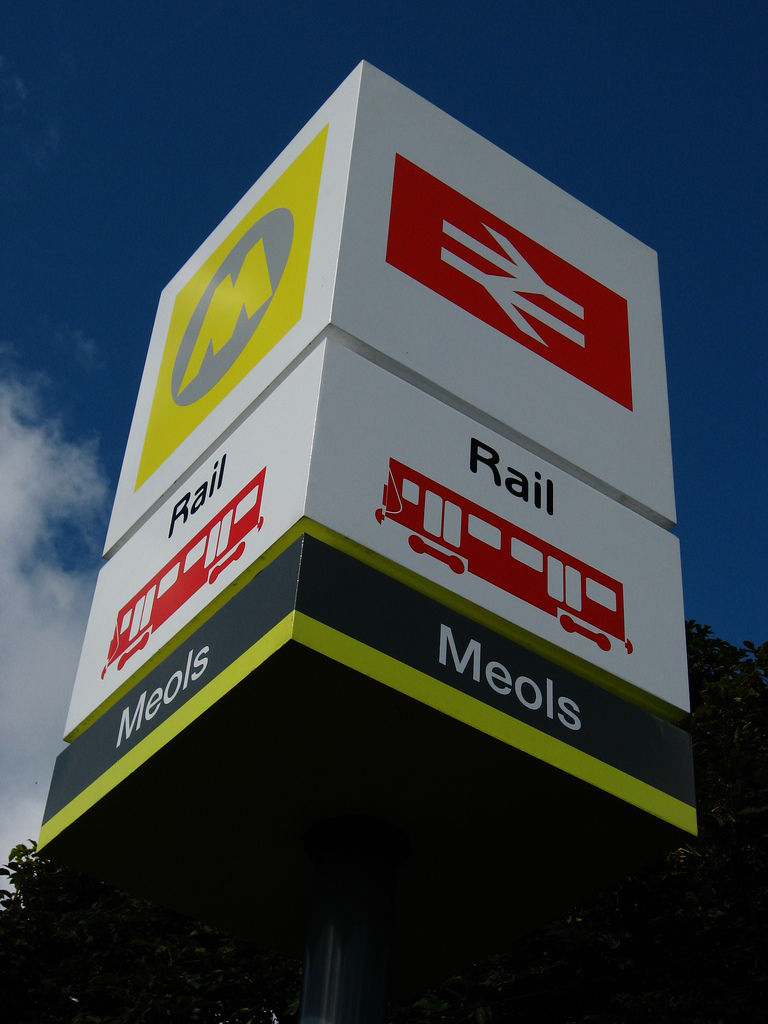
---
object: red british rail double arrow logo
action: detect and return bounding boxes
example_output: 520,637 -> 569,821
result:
386,155 -> 633,410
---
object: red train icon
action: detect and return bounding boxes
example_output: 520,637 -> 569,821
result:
376,458 -> 631,654
102,466 -> 267,679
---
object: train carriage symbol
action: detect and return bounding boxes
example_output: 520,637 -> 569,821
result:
102,466 -> 266,679
375,458 -> 632,655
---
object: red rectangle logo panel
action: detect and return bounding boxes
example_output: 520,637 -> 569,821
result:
386,156 -> 633,410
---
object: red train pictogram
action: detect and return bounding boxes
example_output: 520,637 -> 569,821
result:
375,458 -> 631,654
102,466 -> 267,679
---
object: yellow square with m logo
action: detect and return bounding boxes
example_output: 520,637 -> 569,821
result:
136,125 -> 328,490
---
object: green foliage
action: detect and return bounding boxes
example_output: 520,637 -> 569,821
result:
392,622 -> 768,1024
0,844 -> 300,1023
1,622 -> 765,1022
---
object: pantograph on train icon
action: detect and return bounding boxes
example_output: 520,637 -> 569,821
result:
102,466 -> 267,679
375,459 -> 632,655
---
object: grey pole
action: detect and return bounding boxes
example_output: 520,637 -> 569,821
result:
298,816 -> 409,1024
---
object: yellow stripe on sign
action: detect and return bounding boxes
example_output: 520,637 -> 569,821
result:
136,125 -> 328,490
290,611 -> 698,835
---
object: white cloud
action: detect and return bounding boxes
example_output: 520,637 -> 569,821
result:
0,372 -> 109,863
0,57 -> 29,109
1,54 -> 64,197
54,323 -> 102,372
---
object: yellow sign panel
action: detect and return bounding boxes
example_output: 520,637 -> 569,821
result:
136,126 -> 328,490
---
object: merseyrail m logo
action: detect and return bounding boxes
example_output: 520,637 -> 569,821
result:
136,126 -> 328,490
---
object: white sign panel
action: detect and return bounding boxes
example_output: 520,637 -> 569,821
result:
66,345 -> 326,737
67,334 -> 688,738
106,63 -> 677,564
331,64 -> 676,527
305,337 -> 688,715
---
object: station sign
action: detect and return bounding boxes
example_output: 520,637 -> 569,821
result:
45,67 -> 693,992
106,62 -> 676,562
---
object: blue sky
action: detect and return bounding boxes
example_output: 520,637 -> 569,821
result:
0,1 -> 765,856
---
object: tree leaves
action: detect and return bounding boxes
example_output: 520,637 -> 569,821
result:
0,842 -> 300,1023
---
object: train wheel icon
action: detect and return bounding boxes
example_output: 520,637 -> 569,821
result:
560,614 -> 611,652
408,533 -> 465,574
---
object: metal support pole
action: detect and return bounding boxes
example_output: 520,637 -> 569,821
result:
298,816 -> 408,1024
